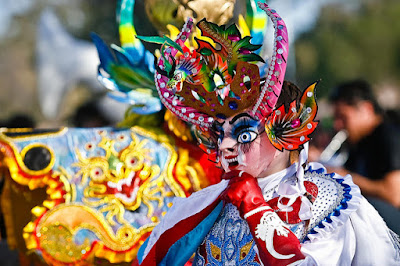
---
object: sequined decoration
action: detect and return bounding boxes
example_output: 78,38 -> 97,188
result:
0,127 -> 206,264
194,203 -> 261,265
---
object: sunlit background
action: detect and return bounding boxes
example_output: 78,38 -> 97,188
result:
0,0 -> 399,128
1,0 -> 400,264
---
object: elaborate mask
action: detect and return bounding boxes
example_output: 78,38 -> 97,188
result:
150,2 -> 318,154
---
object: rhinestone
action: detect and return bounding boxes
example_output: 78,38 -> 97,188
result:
228,101 -> 238,110
300,136 -> 305,142
307,91 -> 313,97
291,119 -> 301,128
278,25 -> 284,30
269,81 -> 275,86
277,36 -> 283,41
216,113 -> 226,120
189,113 -> 195,118
288,144 -> 293,149
291,107 -> 297,113
271,9 -> 276,13
277,48 -> 283,54
307,123 -> 312,129
166,48 -> 171,53
182,108 -> 186,113
184,52 -> 189,57
207,149 -> 211,153
172,100 -> 178,106
198,116 -> 204,122
192,68 -> 197,74
181,35 -> 187,41
306,107 -> 312,113
208,117 -> 214,122
268,87 -> 273,92
275,110 -> 281,115
275,71 -> 280,76
163,92 -> 169,97
277,58 -> 283,64
160,82 -> 166,88
157,74 -> 161,79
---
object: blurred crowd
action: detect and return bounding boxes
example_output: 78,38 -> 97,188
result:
309,79 -> 400,234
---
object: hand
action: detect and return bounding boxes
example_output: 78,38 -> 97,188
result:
222,172 -> 305,265
220,171 -> 268,217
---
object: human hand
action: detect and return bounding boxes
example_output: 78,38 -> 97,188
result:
220,171 -> 268,217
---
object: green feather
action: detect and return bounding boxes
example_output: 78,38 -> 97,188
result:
136,35 -> 184,54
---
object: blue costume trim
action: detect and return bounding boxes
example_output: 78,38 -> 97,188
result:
138,202 -> 223,265
137,237 -> 149,264
160,202 -> 224,265
302,166 -> 354,242
159,201 -> 223,265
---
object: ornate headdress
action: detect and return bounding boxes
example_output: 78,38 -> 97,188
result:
154,2 -> 287,128
151,1 -> 318,152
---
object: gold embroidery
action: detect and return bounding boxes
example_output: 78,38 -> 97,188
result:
210,242 -> 222,262
240,240 -> 254,260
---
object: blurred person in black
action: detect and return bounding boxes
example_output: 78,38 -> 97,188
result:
329,79 -> 400,233
70,100 -> 112,128
0,114 -> 36,128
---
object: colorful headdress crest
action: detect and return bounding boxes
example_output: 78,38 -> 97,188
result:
154,2 -> 289,130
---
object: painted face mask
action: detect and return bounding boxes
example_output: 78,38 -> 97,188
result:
215,112 -> 280,177
144,1 -> 319,163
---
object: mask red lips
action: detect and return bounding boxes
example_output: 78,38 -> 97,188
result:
225,155 -> 239,169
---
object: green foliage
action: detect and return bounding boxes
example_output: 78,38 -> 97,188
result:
295,0 -> 400,97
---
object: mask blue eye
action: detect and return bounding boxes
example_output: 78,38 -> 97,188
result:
237,131 -> 258,144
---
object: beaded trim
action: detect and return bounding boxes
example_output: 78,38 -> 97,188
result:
154,1 -> 289,130
251,2 -> 289,120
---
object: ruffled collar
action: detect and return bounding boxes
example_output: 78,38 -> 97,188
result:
257,163 -> 297,191
257,162 -> 363,243
302,163 -> 362,242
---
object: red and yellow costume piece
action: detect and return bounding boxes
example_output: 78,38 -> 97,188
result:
0,127 -> 220,265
